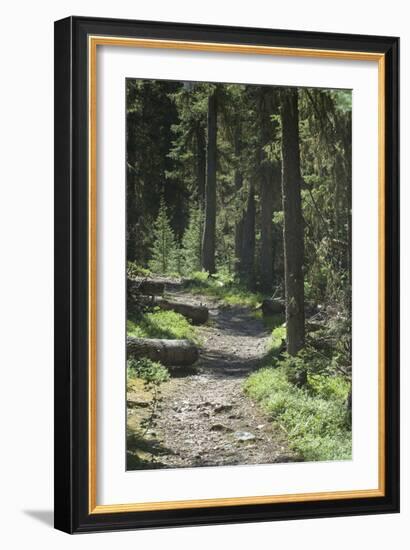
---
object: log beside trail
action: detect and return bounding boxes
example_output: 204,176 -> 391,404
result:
262,298 -> 318,317
154,298 -> 208,325
127,277 -> 165,297
261,298 -> 285,316
127,337 -> 199,366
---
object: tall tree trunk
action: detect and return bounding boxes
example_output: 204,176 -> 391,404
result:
259,88 -> 280,294
233,127 -> 244,273
344,114 -> 353,296
240,181 -> 256,289
196,124 -> 206,266
260,163 -> 275,293
234,190 -> 244,273
196,124 -> 206,207
126,175 -> 138,262
280,89 -> 305,356
202,89 -> 217,274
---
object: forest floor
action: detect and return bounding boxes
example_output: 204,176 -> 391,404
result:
127,288 -> 299,469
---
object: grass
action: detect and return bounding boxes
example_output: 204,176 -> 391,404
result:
127,357 -> 170,385
246,316 -> 353,462
252,311 -> 286,358
127,261 -> 152,278
244,366 -> 351,462
127,309 -> 200,344
185,272 -> 264,308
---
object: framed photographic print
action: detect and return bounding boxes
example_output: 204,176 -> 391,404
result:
54,16 -> 399,533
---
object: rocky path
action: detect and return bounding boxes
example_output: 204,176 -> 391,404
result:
127,291 -> 296,469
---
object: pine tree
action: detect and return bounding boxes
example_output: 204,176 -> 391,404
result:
148,198 -> 179,275
280,88 -> 305,356
181,207 -> 203,275
202,87 -> 218,273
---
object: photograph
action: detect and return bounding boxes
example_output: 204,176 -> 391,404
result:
52,14 -> 399,533
125,79 -> 353,471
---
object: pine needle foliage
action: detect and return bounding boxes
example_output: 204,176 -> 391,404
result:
181,206 -> 203,275
148,198 -> 180,275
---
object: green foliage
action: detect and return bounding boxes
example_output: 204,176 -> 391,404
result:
127,357 -> 170,386
127,309 -> 200,343
212,270 -> 235,286
126,79 -> 353,467
299,88 -> 352,310
268,324 -> 286,354
331,89 -> 352,113
127,357 -> 169,437
185,273 -> 263,308
308,372 -> 349,401
181,207 -> 203,274
148,198 -> 180,275
190,270 -> 209,283
244,366 -> 351,461
127,261 -> 151,279
127,80 -> 352,312
126,79 -> 183,264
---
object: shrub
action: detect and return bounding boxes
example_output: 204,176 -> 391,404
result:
127,261 -> 151,279
127,357 -> 169,386
127,357 -> 169,437
190,270 -> 209,283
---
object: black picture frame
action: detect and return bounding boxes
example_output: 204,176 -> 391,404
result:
54,15 -> 400,534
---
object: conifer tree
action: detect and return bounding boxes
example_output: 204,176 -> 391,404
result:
181,206 -> 203,275
148,198 -> 179,275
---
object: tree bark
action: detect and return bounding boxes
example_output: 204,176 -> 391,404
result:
280,89 -> 305,356
196,124 -> 206,207
258,89 -> 277,294
154,298 -> 209,325
127,277 -> 165,297
127,337 -> 199,366
240,181 -> 256,289
233,128 -> 244,273
235,215 -> 244,273
260,164 -> 275,293
202,89 -> 217,274
261,298 -> 285,316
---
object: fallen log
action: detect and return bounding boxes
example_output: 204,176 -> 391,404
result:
154,298 -> 208,325
127,277 -> 165,297
262,298 -> 285,316
127,337 -> 199,366
262,298 -> 318,317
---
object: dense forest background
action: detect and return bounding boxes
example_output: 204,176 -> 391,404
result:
126,79 -> 353,467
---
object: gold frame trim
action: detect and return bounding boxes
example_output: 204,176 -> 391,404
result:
88,35 -> 386,514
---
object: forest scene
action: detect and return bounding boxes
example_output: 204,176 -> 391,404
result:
126,78 -> 352,470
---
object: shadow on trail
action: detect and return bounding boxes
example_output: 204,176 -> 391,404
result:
212,308 -> 268,338
196,303 -> 272,378
126,431 -> 176,470
198,348 -> 268,378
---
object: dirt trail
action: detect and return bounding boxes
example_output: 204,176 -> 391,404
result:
127,290 -> 296,469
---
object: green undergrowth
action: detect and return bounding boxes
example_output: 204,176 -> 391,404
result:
244,362 -> 351,462
127,308 -> 200,344
127,261 -> 152,279
127,357 -> 170,468
263,315 -> 286,357
127,357 -> 170,386
185,271 -> 264,308
248,316 -> 352,462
